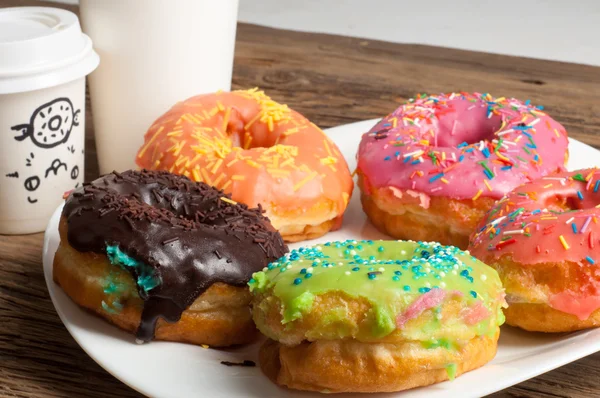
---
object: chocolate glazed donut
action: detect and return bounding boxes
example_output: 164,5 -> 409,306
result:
61,169 -> 287,342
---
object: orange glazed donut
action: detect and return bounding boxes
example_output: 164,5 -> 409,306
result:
136,89 -> 353,242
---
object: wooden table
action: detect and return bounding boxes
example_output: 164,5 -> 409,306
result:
2,1 -> 600,397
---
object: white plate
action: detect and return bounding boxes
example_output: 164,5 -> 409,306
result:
43,119 -> 600,398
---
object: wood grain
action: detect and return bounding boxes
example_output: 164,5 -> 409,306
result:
2,1 -> 600,397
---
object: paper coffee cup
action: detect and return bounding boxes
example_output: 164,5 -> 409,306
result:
80,0 -> 238,174
0,7 -> 99,234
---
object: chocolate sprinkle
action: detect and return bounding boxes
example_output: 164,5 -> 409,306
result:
220,360 -> 256,367
62,169 -> 287,342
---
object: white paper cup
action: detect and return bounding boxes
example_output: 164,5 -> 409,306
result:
0,7 -> 99,234
79,0 -> 239,174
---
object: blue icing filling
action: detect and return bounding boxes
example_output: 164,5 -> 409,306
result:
106,245 -> 160,294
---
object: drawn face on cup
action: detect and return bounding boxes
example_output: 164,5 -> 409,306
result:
11,98 -> 81,148
3,97 -> 83,204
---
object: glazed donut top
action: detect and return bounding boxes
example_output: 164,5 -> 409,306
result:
63,169 -> 287,341
469,168 -> 600,263
469,169 -> 600,318
357,92 -> 568,200
136,88 -> 353,215
250,240 -> 505,343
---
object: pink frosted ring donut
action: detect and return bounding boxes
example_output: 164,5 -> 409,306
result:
469,168 -> 600,332
357,92 -> 569,249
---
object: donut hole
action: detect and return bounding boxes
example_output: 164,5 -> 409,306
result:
223,108 -> 279,150
545,194 -> 585,212
435,99 -> 503,148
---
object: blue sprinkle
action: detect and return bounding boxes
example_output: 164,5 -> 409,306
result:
300,268 -> 307,274
534,154 -> 539,161
532,209 -> 541,214
595,180 -> 600,193
522,131 -> 533,138
458,155 -> 465,162
305,273 -> 312,279
586,256 -> 595,265
577,191 -> 584,200
368,273 -> 376,280
394,270 -> 402,276
392,276 -> 400,281
411,159 -> 420,165
483,169 -> 494,180
537,105 -> 544,110
403,157 -> 411,163
467,276 -> 474,283
572,223 -> 578,234
384,156 -> 391,161
395,151 -> 400,157
526,143 -> 536,149
460,270 -> 469,277
403,285 -> 411,291
501,165 -> 512,171
352,267 -> 360,271
293,278 -> 302,285
378,246 -> 385,252
482,148 -> 490,158
470,291 -> 477,298
525,99 -> 531,105
457,142 -> 468,148
429,173 -> 444,183
465,148 -> 474,153
514,125 -> 531,131
419,287 -> 431,293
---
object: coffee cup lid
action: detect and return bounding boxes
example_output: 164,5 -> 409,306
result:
0,7 -> 99,94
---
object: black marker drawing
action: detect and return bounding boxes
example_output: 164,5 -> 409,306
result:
26,152 -> 34,166
45,158 -> 68,178
5,172 -> 18,178
70,165 -> 79,180
67,144 -> 75,154
12,98 -> 80,149
24,176 -> 40,191
23,174 -> 40,208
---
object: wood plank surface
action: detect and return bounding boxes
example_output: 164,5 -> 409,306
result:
2,1 -> 600,397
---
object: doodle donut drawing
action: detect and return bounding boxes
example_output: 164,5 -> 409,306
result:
12,98 -> 80,148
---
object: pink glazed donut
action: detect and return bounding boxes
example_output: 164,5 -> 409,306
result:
356,92 -> 569,249
469,169 -> 600,332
